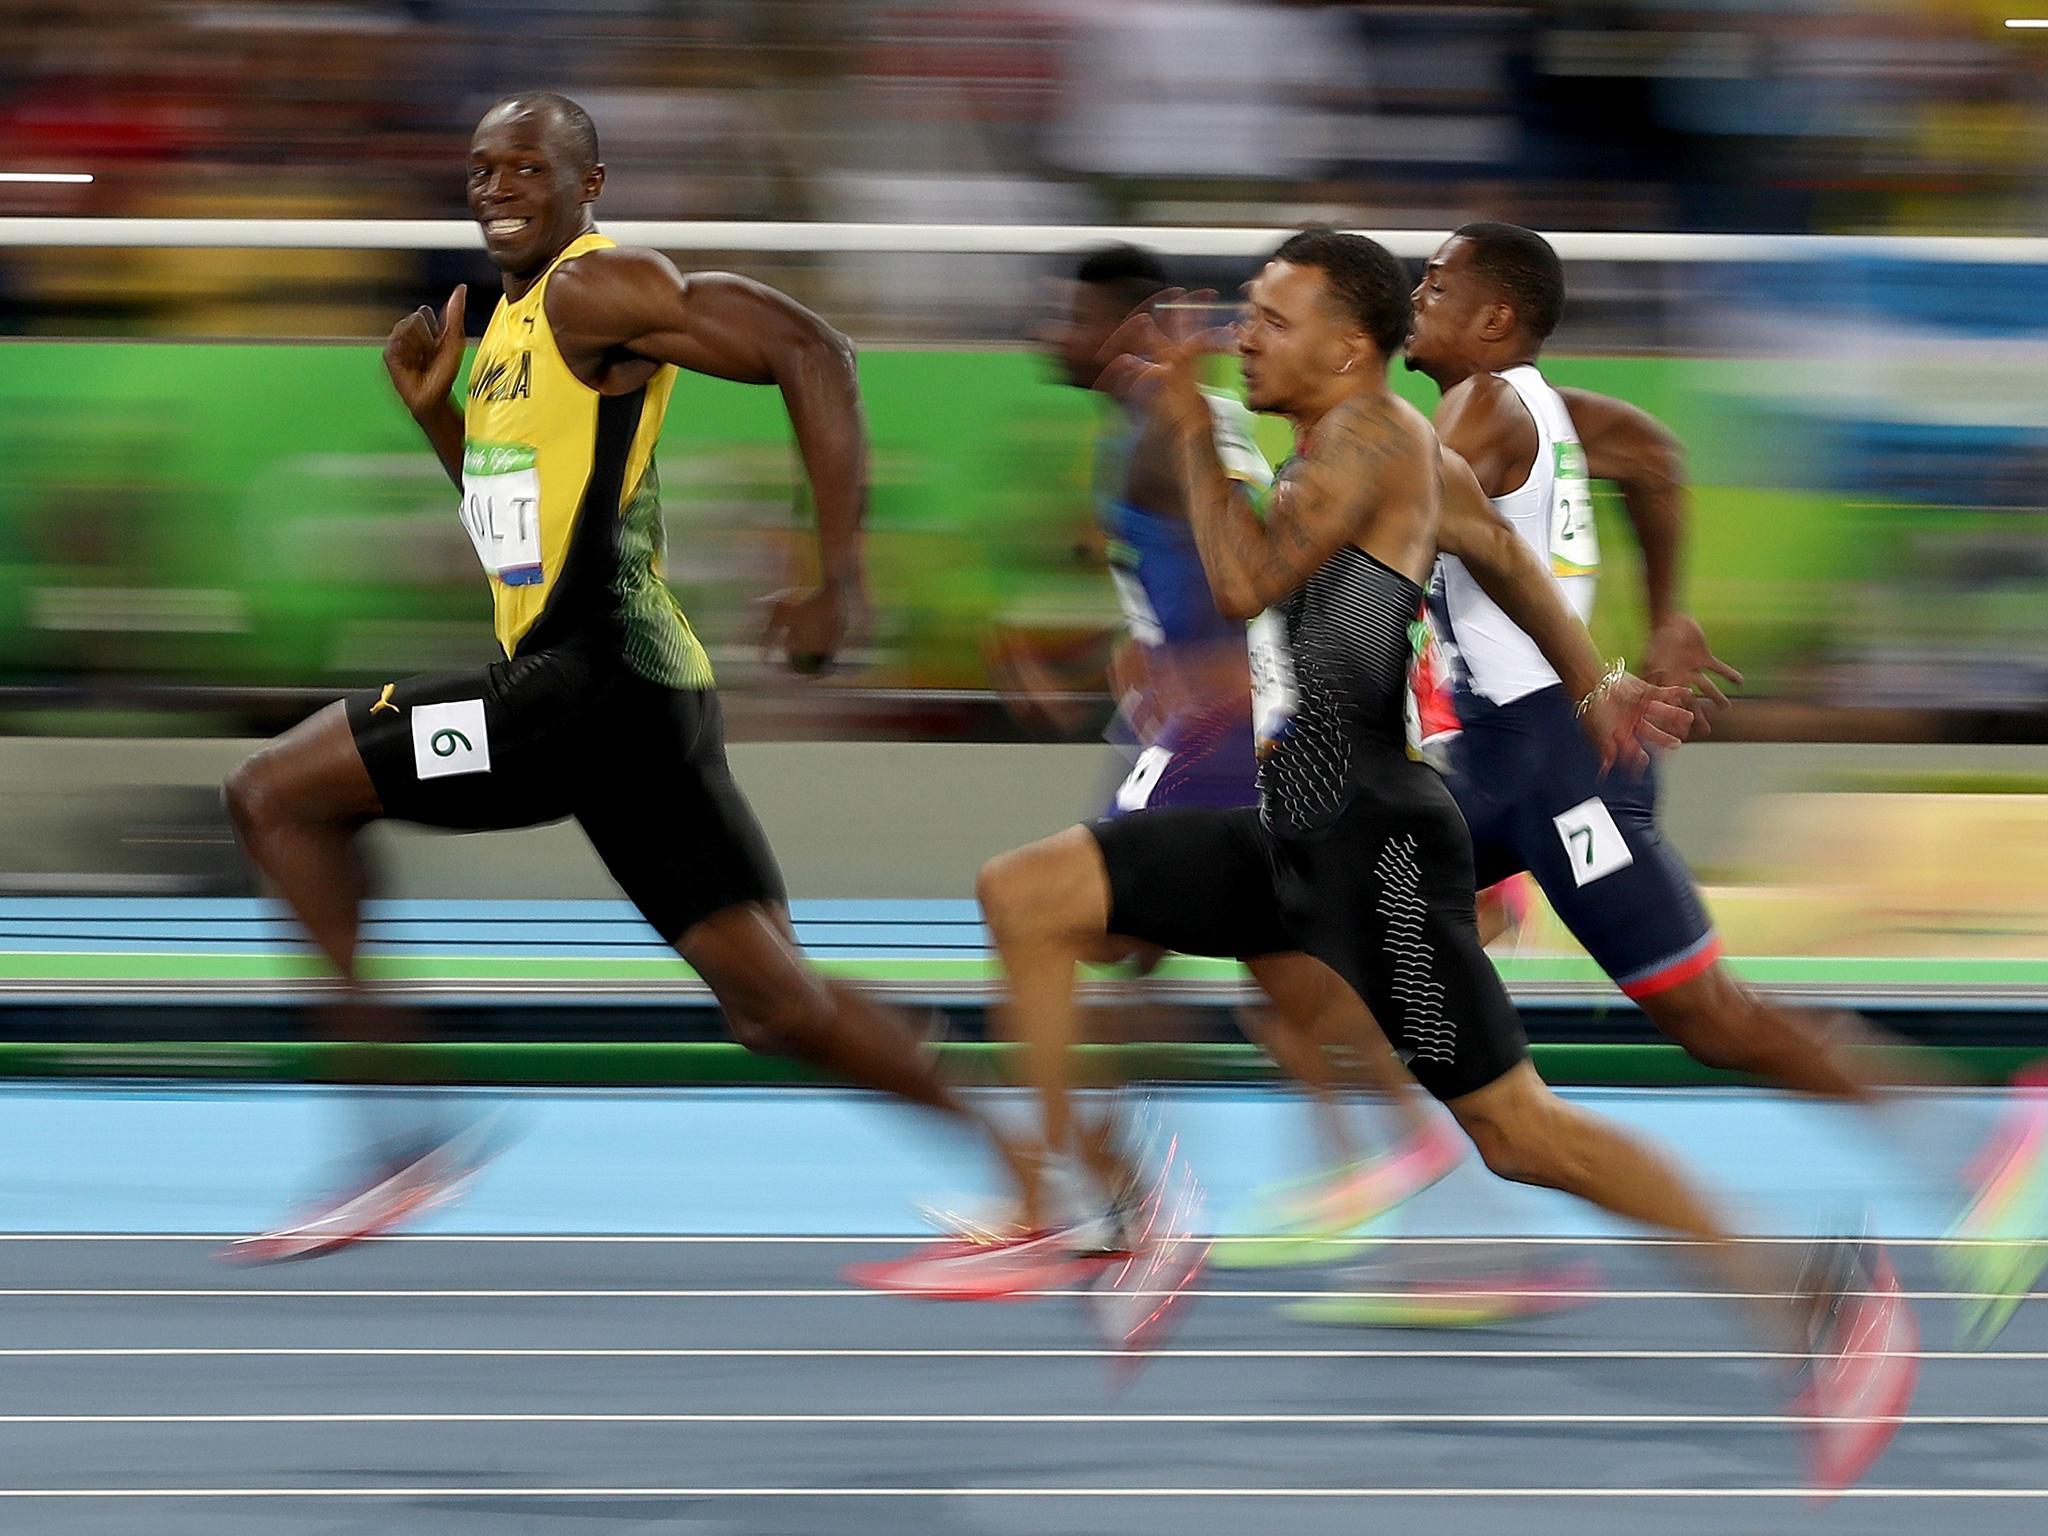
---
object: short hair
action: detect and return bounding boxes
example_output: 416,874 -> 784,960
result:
1453,221 -> 1565,342
486,91 -> 601,173
1270,228 -> 1411,358
1071,243 -> 1169,313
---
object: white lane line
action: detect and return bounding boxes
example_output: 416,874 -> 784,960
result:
0,1486 -> 2046,1500
0,1411 -> 2038,1433
0,1287 -> 2022,1302
0,1234 -> 2030,1247
0,1345 -> 2035,1361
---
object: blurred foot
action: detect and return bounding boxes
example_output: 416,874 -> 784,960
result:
1214,1116 -> 1464,1271
1949,1068 -> 2048,1348
1086,1137 -> 1209,1360
1798,1242 -> 1919,1496
220,1116 -> 503,1266
1282,1249 -> 1603,1329
844,1220 -> 1129,1300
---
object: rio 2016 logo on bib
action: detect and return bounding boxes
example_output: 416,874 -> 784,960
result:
411,699 -> 492,781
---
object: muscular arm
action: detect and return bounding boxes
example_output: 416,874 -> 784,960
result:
1440,447 -> 1692,766
1555,387 -> 1684,627
1433,374 -> 1538,498
414,399 -> 465,490
1437,447 -> 1605,702
1556,386 -> 1739,704
1171,392 -> 1403,621
549,250 -> 867,593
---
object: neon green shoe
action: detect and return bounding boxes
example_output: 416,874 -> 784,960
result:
1211,1121 -> 1463,1272
1949,1079 -> 2048,1349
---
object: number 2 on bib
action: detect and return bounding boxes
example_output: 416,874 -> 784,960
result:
1549,440 -> 1599,578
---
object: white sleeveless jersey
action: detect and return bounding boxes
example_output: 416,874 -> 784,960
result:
1432,363 -> 1599,706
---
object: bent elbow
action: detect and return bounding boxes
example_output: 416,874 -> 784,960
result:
817,325 -> 857,376
1214,584 -> 1262,622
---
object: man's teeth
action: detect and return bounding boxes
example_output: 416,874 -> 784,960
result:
487,219 -> 529,236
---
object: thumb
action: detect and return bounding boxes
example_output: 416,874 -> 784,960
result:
438,286 -> 468,353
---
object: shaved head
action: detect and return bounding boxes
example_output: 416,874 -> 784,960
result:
479,91 -> 600,173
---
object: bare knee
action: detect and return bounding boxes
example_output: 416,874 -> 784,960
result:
1453,1075 -> 1593,1192
222,749 -> 286,846
976,828 -> 1108,948
222,702 -> 375,849
1643,972 -> 1773,1075
719,968 -> 835,1057
974,848 -> 1034,940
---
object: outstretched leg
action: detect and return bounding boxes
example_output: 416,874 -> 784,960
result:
1643,962 -> 1953,1100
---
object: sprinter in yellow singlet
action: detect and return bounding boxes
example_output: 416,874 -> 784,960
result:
220,91 -> 1029,1259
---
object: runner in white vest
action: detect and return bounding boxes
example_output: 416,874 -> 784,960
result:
1406,221 -> 2046,1352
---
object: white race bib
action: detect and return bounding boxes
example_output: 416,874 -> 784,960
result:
1107,564 -> 1164,647
1247,608 -> 1297,758
412,698 -> 492,781
1549,440 -> 1599,578
460,441 -> 544,587
1552,796 -> 1632,887
1204,392 -> 1273,488
1114,744 -> 1173,812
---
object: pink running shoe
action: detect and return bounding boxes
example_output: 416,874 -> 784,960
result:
220,1120 -> 502,1266
844,1228 -> 1125,1301
1799,1243 -> 1920,1496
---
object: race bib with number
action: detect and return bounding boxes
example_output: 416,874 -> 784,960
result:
1549,440 -> 1599,578
412,698 -> 492,781
1247,608 -> 1298,758
1114,744 -> 1174,813
460,441 -> 544,587
1552,796 -> 1633,887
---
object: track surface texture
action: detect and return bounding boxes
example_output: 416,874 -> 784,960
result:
0,1083 -> 2040,1533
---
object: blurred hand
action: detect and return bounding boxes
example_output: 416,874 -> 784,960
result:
1644,612 -> 1742,724
981,628 -> 1097,741
383,286 -> 468,420
1107,637 -> 1153,710
1095,288 -> 1234,436
1580,671 -> 1694,775
760,583 -> 853,675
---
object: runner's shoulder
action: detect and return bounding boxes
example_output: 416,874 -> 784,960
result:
1433,372 -> 1535,463
543,244 -> 682,330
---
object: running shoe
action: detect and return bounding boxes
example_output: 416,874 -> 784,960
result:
1212,1117 -> 1464,1271
220,1116 -> 504,1266
1797,1241 -> 1919,1495
1085,1135 -> 1210,1359
1281,1249 -> 1602,1329
843,1224 -> 1127,1300
1949,1067 -> 2048,1349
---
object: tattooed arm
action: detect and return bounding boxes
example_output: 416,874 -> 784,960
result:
1169,393 -> 1401,620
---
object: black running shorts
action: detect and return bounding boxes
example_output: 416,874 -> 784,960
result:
344,642 -> 785,943
1088,767 -> 1529,1103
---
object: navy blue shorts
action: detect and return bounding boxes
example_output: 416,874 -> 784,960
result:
1101,700 -> 1257,819
1445,684 -> 1720,1000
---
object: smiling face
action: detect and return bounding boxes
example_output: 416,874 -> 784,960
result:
1237,259 -> 1361,418
466,103 -> 603,279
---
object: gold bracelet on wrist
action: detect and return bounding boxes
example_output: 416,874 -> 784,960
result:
1575,656 -> 1627,719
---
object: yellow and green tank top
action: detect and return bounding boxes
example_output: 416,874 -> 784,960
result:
460,230 -> 714,688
